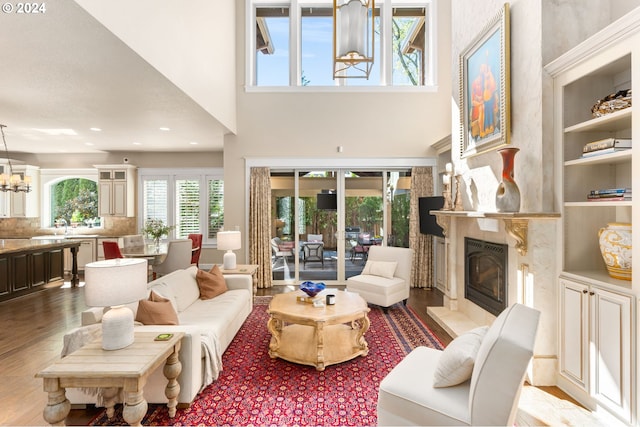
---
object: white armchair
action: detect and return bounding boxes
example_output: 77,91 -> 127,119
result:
346,245 -> 413,308
377,303 -> 540,426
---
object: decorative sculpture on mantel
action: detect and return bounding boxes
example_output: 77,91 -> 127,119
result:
453,175 -> 464,211
442,163 -> 453,210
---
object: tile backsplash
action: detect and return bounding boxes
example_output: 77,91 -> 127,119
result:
0,216 -> 136,238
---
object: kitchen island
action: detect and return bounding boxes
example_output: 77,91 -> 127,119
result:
0,239 -> 81,302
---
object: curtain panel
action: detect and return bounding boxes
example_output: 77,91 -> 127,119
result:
409,166 -> 434,288
249,167 -> 272,289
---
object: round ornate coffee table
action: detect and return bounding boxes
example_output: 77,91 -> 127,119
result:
267,290 -> 370,371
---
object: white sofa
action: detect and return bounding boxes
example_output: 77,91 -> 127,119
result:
377,303 -> 541,426
346,245 -> 413,308
63,265 -> 253,407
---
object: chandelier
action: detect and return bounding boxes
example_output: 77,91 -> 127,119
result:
333,0 -> 375,79
0,124 -> 31,193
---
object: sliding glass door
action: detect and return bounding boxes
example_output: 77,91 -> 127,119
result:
298,170 -> 338,282
270,168 -> 410,285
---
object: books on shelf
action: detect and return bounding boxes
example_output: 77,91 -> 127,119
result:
587,187 -> 632,201
582,138 -> 632,153
590,187 -> 631,195
581,146 -> 631,158
587,195 -> 632,202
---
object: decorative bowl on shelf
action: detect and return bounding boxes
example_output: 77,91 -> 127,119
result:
300,281 -> 326,298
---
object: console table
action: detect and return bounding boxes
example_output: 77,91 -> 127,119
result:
36,331 -> 183,426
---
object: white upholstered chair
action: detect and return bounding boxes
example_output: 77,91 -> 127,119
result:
152,239 -> 193,277
121,234 -> 145,248
377,303 -> 541,426
346,245 -> 413,308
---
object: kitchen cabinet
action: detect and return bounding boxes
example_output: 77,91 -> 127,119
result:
559,277 -> 633,424
0,240 -> 74,302
95,164 -> 136,217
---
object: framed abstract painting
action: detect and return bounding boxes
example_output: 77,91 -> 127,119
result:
459,3 -> 511,158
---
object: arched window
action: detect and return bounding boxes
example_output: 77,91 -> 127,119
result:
51,178 -> 99,227
41,169 -> 100,229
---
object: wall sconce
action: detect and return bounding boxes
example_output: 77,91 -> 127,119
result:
333,0 -> 375,79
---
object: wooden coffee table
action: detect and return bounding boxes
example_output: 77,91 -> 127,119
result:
267,290 -> 370,371
36,331 -> 183,426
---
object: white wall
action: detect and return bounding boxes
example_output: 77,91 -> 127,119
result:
75,0 -> 237,134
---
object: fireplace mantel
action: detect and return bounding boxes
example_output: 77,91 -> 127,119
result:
430,210 -> 560,256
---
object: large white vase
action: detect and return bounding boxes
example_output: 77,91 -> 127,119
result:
598,222 -> 632,280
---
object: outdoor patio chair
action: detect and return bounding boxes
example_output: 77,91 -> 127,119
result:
271,237 -> 293,269
303,242 -> 324,268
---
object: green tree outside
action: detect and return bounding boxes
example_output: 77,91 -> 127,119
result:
52,178 -> 98,225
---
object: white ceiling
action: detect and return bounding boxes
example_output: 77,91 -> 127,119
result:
0,1 -> 228,154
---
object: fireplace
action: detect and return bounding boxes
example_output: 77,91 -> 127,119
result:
464,238 -> 508,316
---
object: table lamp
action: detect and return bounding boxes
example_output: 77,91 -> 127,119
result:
217,230 -> 241,270
84,258 -> 148,350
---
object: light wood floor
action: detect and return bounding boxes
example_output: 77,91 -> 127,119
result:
0,279 -> 608,426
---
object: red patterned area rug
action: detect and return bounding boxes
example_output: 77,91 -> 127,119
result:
89,296 -> 443,426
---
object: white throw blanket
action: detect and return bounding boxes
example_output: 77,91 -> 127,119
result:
200,329 -> 223,391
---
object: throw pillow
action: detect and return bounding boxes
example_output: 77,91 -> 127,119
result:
432,325 -> 489,388
362,260 -> 398,279
135,290 -> 179,325
197,265 -> 228,300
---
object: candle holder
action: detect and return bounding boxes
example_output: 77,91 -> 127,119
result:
453,175 -> 464,211
442,174 -> 453,210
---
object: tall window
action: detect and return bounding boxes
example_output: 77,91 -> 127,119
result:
300,7 -> 334,86
256,6 -> 290,86
249,0 -> 434,88
139,169 -> 224,244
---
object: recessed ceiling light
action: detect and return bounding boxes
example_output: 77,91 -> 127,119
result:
132,142 -> 142,145
189,141 -> 199,145
90,127 -> 102,132
84,142 -> 94,146
159,127 -> 170,131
